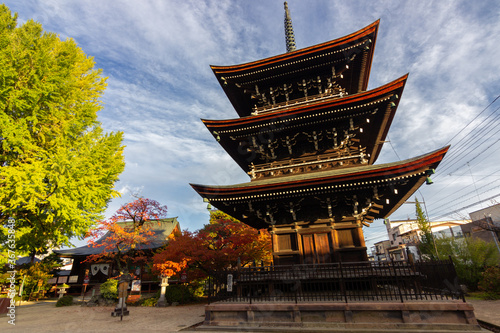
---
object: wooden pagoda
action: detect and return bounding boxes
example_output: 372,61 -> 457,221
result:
191,15 -> 448,265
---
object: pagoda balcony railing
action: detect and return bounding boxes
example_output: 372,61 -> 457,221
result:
206,259 -> 465,304
248,148 -> 367,179
252,90 -> 347,116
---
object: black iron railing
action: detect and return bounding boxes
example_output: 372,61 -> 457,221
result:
207,259 -> 464,304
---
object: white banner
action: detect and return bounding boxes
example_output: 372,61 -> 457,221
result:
91,264 -> 110,275
100,264 -> 109,275
91,264 -> 99,276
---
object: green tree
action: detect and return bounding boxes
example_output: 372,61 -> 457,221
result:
435,236 -> 500,290
0,5 -> 125,260
209,209 -> 239,224
415,198 -> 436,259
17,254 -> 63,300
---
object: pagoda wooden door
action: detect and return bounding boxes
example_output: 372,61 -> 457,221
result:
302,233 -> 332,264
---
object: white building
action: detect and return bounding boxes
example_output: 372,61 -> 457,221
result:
382,218 -> 470,261
466,204 -> 500,251
371,239 -> 391,261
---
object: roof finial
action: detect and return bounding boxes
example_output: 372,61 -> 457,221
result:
284,2 -> 297,52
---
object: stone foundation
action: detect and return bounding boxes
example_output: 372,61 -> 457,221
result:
200,301 -> 481,331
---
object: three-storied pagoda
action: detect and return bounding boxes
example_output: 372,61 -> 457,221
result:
191,3 -> 448,265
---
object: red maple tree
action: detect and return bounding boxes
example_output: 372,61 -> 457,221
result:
85,197 -> 168,274
152,211 -> 272,279
154,259 -> 187,278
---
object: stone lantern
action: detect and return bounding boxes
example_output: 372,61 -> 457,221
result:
157,274 -> 170,307
57,284 -> 69,299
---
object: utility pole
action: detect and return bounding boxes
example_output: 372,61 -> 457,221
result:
485,215 -> 500,255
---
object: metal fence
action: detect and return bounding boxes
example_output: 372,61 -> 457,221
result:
207,259 -> 465,304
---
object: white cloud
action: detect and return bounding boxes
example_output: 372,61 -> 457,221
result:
5,0 -> 500,248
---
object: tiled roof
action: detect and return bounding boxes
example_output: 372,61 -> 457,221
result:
54,218 -> 179,257
191,146 -> 449,193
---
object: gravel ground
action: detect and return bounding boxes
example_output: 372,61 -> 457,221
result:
0,301 -> 206,333
1,299 -> 499,332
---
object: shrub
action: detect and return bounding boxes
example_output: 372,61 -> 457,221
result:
165,284 -> 199,304
189,280 -> 205,298
100,279 -> 118,300
16,262 -> 54,300
141,297 -> 158,307
435,236 -> 500,290
56,295 -> 73,307
478,266 -> 500,300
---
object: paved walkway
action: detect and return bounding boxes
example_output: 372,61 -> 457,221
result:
1,299 -> 499,332
467,299 -> 500,328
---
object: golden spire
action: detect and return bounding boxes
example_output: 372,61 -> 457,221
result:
284,2 -> 297,52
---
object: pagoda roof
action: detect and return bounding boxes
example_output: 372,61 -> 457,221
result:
203,74 -> 407,172
54,218 -> 179,258
211,20 -> 379,117
191,147 -> 449,229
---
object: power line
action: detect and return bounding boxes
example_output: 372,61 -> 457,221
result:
430,182 -> 500,219
386,135 -> 401,161
436,106 -> 500,174
431,192 -> 500,221
424,95 -> 500,218
444,93 -> 500,146
435,95 -> 500,171
426,140 -> 500,204
446,138 -> 500,176
387,95 -> 500,224
442,107 -> 500,162
427,166 -> 500,207
431,181 -> 500,215
436,110 -> 500,176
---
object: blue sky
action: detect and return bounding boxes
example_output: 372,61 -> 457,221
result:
5,0 -> 500,249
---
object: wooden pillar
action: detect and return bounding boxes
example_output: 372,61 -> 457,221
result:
356,223 -> 366,248
356,221 -> 368,261
330,225 -> 339,262
331,229 -> 339,246
271,226 -> 278,263
296,230 -> 304,264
